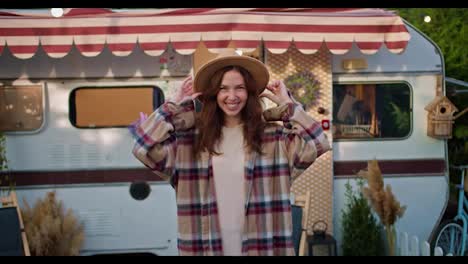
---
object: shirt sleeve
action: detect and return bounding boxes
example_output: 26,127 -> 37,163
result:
263,102 -> 331,181
129,98 -> 196,182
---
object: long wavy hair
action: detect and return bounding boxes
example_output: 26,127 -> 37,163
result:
193,66 -> 265,158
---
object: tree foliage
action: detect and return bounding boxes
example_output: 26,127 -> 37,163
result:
391,8 -> 468,195
392,8 -> 468,82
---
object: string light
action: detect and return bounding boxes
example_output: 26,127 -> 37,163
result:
51,8 -> 64,18
424,15 -> 431,23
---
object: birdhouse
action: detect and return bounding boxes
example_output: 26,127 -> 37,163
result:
424,96 -> 458,139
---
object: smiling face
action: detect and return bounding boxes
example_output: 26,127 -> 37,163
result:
194,65 -> 265,157
216,69 -> 248,127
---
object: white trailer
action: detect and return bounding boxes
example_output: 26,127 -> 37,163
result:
0,8 -> 450,255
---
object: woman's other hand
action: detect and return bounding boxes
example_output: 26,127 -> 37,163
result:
260,80 -> 293,106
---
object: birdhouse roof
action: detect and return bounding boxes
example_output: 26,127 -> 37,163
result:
424,96 -> 458,112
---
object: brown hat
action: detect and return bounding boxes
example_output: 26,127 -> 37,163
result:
193,48 -> 270,94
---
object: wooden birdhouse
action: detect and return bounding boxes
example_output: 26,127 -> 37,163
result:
424,96 -> 458,139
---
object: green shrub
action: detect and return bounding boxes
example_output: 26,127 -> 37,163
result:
341,179 -> 385,256
0,132 -> 15,197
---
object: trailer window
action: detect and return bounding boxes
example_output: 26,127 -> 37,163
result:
0,85 -> 44,132
333,83 -> 411,140
70,86 -> 164,128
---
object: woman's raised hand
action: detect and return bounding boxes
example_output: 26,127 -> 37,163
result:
260,80 -> 293,106
174,75 -> 202,103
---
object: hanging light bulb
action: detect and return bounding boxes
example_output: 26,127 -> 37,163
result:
51,8 -> 64,18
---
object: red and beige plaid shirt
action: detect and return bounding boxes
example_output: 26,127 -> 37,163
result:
130,99 -> 330,256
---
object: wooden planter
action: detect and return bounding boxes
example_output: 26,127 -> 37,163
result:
0,192 -> 30,256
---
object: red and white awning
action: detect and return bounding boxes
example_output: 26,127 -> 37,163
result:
0,8 -> 411,59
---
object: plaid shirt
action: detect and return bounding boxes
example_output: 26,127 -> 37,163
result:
130,99 -> 330,256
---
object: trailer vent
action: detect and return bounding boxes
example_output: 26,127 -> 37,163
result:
48,144 -> 66,168
78,210 -> 117,237
86,144 -> 100,168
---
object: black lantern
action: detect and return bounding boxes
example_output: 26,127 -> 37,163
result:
307,220 -> 337,256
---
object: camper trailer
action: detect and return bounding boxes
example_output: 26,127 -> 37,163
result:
0,8 -> 450,255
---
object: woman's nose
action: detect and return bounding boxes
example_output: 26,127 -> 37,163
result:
227,89 -> 237,98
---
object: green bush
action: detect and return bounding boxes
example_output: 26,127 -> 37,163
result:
341,179 -> 385,256
0,132 -> 15,197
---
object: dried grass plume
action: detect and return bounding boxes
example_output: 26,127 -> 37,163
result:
20,191 -> 85,256
358,160 -> 406,226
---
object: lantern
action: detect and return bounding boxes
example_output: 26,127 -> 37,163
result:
307,220 -> 337,256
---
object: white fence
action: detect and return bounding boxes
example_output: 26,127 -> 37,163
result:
395,229 -> 452,256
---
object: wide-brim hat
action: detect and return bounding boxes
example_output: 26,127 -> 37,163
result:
193,48 -> 270,95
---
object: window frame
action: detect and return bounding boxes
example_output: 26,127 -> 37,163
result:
0,83 -> 47,134
69,85 -> 165,129
332,80 -> 414,142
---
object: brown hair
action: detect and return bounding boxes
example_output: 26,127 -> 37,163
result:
194,66 -> 265,158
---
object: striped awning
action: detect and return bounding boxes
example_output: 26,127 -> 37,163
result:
0,8 -> 411,59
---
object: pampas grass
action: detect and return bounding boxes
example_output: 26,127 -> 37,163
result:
20,191 -> 85,256
357,160 -> 406,256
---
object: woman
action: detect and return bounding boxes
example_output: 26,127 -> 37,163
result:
130,49 -> 330,256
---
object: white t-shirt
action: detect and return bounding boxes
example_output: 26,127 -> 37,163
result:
212,125 -> 246,256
